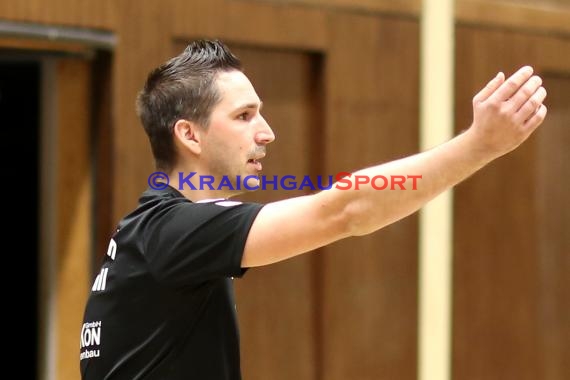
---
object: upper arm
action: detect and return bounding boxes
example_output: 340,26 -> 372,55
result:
145,201 -> 261,285
241,190 -> 353,267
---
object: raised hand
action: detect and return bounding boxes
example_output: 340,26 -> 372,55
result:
469,66 -> 547,159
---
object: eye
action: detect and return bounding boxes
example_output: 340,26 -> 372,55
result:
237,112 -> 250,121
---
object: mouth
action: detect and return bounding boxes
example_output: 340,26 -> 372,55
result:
247,157 -> 263,171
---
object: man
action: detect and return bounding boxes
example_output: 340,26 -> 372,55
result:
80,39 -> 547,379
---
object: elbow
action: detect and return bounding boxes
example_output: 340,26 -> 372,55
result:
317,190 -> 378,239
341,200 -> 376,237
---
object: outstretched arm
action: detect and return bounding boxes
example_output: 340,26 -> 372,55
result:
242,66 -> 547,267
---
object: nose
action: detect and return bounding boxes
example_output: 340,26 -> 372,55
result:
255,114 -> 275,145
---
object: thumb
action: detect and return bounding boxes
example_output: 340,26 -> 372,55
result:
473,72 -> 505,103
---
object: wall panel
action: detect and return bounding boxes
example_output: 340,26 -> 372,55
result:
456,0 -> 570,35
248,0 -> 420,16
535,73 -> 570,380
171,0 -> 327,51
228,45 -> 323,380
0,0 -> 117,30
472,0 -> 570,9
322,14 -> 420,380
453,26 -> 570,380
111,0 -> 173,221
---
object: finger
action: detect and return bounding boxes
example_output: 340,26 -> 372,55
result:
523,104 -> 547,131
473,72 -> 505,103
509,75 -> 543,113
516,86 -> 547,124
489,66 -> 534,102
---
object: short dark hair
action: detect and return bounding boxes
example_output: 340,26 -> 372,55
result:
136,39 -> 242,170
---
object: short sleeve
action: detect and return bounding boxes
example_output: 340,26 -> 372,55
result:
144,200 -> 263,287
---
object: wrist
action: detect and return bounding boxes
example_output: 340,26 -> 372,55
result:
455,128 -> 498,167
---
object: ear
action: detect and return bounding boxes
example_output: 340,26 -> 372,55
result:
173,119 -> 202,155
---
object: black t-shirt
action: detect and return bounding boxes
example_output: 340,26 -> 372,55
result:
80,186 -> 263,379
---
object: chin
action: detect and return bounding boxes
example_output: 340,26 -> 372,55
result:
243,175 -> 261,191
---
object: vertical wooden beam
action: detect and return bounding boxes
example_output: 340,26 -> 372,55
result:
40,58 -> 92,380
418,1 -> 454,380
55,58 -> 92,380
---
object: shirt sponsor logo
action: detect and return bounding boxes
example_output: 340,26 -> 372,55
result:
80,321 -> 102,361
91,239 -> 117,293
92,268 -> 108,291
107,238 -> 117,260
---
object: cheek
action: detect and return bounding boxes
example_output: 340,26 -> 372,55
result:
203,136 -> 239,166
203,119 -> 251,159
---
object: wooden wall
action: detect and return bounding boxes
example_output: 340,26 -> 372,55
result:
53,59 -> 93,380
0,0 -> 116,29
453,26 -> 570,380
1,0 -> 568,379
223,45 -> 324,380
322,14 -> 420,380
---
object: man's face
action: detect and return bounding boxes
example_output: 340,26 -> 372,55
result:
199,70 -> 275,190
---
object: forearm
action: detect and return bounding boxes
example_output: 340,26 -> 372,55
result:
337,129 -> 493,236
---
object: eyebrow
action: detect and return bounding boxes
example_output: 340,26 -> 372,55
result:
235,101 -> 263,111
